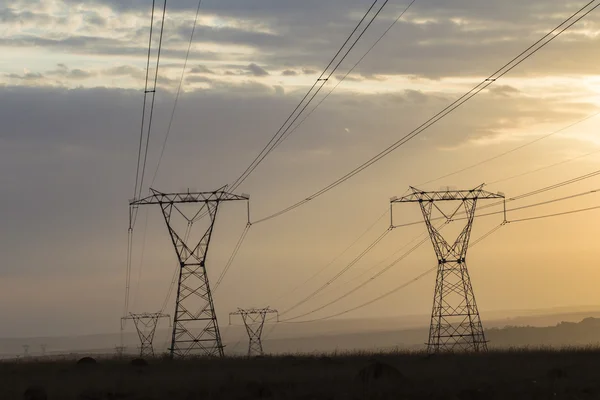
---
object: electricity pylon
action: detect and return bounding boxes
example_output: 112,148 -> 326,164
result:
392,185 -> 505,353
229,307 -> 279,356
121,312 -> 170,357
130,187 -> 249,358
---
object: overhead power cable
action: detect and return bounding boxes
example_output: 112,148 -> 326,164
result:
487,147 -> 600,186
251,1 -> 600,225
133,0 -> 158,207
229,0 -> 393,192
274,0 -> 418,149
151,0 -> 204,186
392,168 -> 600,228
508,204 -> 600,223
266,207 -> 389,307
282,231 -> 431,322
310,224 -> 431,300
213,223 -> 252,293
282,221 -> 503,323
279,228 -> 391,316
418,110 -> 600,188
125,0 -> 168,320
135,0 -> 168,208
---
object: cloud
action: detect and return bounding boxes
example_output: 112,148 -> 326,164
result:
335,74 -> 363,82
104,65 -> 145,79
185,75 -> 213,84
489,85 -> 521,97
46,65 -> 96,80
190,65 -> 215,74
5,72 -> 44,81
246,63 -> 269,77
85,12 -> 106,27
282,70 -> 298,76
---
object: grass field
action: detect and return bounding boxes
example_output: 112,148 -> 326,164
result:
12,348 -> 600,399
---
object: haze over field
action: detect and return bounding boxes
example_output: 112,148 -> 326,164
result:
1,0 -> 600,346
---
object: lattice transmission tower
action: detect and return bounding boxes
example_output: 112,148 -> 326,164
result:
392,185 -> 505,353
130,187 -> 249,358
121,312 -> 170,357
229,307 -> 279,356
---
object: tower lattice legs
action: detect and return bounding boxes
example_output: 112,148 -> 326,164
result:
161,201 -> 223,358
392,185 -> 504,353
420,198 -> 487,353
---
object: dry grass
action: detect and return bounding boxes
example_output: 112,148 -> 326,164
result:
9,348 -> 600,399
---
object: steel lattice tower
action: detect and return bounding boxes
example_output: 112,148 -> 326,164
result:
130,188 -> 249,358
121,312 -> 170,357
392,185 -> 504,353
229,307 -> 279,356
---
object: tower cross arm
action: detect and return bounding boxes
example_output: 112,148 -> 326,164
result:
392,185 -> 504,203
130,188 -> 249,206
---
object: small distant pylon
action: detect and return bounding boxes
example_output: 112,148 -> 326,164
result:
229,307 -> 279,356
40,344 -> 47,357
121,312 -> 170,357
22,345 -> 29,358
392,185 -> 505,353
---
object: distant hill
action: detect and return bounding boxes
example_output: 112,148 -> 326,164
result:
487,317 -> 600,348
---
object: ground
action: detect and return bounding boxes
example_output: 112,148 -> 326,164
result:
10,349 -> 600,399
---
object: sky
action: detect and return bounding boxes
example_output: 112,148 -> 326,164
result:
1,0 -> 600,339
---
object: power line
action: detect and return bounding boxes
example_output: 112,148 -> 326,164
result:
279,228 -> 391,316
274,0 -> 418,149
125,0 -> 168,320
281,231 -> 430,322
487,147 -> 600,186
392,168 -> 600,228
279,221 -> 447,321
251,1 -> 600,225
213,223 -> 252,293
287,187 -> 600,322
419,110 -> 600,188
508,204 -> 600,223
265,207 -> 389,307
133,0 -> 158,204
282,221 -> 504,323
151,0 -> 204,186
229,0 -> 393,192
137,0 -> 168,203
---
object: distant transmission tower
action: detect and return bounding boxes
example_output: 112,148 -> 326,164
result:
229,307 -> 279,356
22,345 -> 29,358
115,345 -> 126,358
130,188 -> 249,358
121,312 -> 170,357
392,185 -> 505,353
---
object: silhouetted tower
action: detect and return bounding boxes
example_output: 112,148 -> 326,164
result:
229,307 -> 279,356
40,344 -> 46,356
121,312 -> 170,357
392,185 -> 504,353
22,345 -> 29,358
130,187 -> 250,358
